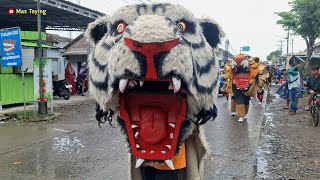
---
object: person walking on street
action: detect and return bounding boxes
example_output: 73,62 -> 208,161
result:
287,66 -> 301,115
305,65 -> 320,110
65,62 -> 76,95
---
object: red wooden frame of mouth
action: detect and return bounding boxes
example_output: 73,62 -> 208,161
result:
119,92 -> 187,161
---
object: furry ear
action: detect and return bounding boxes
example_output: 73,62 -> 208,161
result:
200,18 -> 224,48
85,16 -> 109,46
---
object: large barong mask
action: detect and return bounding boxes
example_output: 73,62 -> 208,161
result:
85,3 -> 222,166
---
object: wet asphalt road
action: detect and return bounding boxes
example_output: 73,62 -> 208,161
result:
0,95 -> 267,180
204,95 -> 266,179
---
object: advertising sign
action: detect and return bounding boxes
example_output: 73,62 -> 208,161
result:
0,27 -> 22,67
33,58 -> 53,102
241,46 -> 250,52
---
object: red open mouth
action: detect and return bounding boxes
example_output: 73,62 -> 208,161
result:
120,81 -> 187,160
234,73 -> 250,90
119,81 -> 187,161
118,38 -> 189,162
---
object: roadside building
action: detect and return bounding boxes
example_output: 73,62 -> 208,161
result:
63,34 -> 89,76
286,42 -> 320,69
46,33 -> 72,80
217,48 -> 234,68
0,0 -> 103,106
0,31 -> 57,105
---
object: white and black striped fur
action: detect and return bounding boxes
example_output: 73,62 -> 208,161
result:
85,3 -> 223,119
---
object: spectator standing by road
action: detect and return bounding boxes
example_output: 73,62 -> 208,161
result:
276,68 -> 282,83
78,64 -> 88,96
305,65 -> 320,110
65,62 -> 76,95
287,66 -> 301,115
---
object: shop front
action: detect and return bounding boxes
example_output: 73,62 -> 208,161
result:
0,31 -> 57,105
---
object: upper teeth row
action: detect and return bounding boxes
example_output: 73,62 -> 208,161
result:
119,77 -> 181,93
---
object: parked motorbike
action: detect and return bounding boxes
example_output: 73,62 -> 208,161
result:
76,79 -> 88,95
53,79 -> 72,100
76,67 -> 88,95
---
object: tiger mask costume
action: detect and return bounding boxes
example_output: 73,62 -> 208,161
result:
85,3 -> 223,179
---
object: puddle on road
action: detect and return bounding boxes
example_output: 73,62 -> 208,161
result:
52,136 -> 85,154
256,147 -> 269,179
255,111 -> 277,179
264,113 -> 275,128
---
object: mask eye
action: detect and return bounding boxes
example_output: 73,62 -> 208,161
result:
116,22 -> 126,34
177,21 -> 187,32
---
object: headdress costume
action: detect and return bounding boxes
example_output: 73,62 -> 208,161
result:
257,62 -> 269,103
85,3 -> 223,179
225,54 -> 259,120
220,70 -> 230,100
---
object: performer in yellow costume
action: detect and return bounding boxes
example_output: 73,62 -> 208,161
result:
225,54 -> 260,122
257,63 -> 270,104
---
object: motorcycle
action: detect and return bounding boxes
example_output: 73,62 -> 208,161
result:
76,67 -> 88,95
76,78 -> 88,95
53,79 -> 72,100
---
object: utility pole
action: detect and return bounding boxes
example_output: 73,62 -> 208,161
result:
37,0 -> 46,114
291,38 -> 294,54
286,29 -> 290,55
278,40 -> 283,54
225,39 -> 229,62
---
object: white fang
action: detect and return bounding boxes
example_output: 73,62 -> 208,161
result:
135,132 -> 139,139
166,145 -> 172,150
135,158 -> 145,168
119,79 -> 128,93
139,81 -> 144,87
165,159 -> 175,170
169,123 -> 176,128
131,124 -> 138,129
172,77 -> 181,93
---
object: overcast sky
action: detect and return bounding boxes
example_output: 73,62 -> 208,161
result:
57,0 -> 308,60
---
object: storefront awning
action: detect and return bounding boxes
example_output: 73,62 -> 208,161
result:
21,41 -> 58,49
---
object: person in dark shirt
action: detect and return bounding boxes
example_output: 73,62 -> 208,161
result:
305,65 -> 320,110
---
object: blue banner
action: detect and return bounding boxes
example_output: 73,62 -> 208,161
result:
241,46 -> 250,52
0,27 -> 22,67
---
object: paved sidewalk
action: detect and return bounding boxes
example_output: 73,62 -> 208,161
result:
0,95 -> 93,115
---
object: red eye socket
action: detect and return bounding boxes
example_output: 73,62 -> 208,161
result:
117,22 -> 126,34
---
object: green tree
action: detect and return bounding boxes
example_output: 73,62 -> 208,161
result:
267,50 -> 282,61
277,0 -> 320,66
267,50 -> 282,64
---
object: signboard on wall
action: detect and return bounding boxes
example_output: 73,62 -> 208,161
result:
33,58 -> 52,102
0,27 -> 22,67
241,46 -> 250,52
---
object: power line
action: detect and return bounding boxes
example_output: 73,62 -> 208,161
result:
121,0 -> 129,4
229,42 -> 237,55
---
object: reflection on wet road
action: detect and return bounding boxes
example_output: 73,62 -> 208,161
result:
0,95 -> 267,179
52,136 -> 85,154
204,95 -> 267,179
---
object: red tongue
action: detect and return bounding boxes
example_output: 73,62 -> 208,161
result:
119,93 -> 187,160
140,107 -> 168,145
